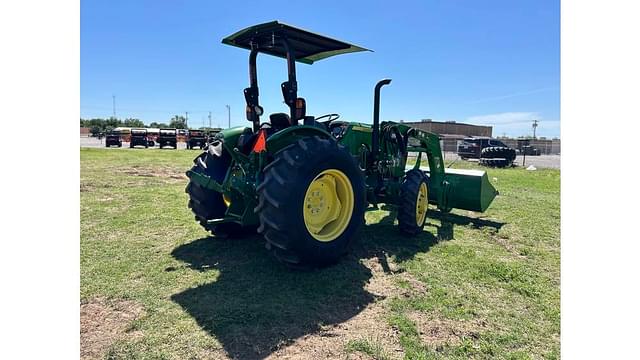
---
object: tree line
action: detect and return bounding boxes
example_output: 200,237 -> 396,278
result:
80,116 -> 188,136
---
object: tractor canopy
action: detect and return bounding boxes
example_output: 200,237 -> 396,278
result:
222,21 -> 371,64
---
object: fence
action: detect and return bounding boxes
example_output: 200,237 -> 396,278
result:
414,138 -> 560,155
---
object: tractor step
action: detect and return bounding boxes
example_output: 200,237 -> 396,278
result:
406,166 -> 498,213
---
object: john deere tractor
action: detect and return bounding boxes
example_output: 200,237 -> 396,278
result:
186,21 -> 498,268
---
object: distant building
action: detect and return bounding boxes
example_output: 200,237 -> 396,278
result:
400,119 -> 492,137
80,127 -> 90,137
399,119 -> 493,152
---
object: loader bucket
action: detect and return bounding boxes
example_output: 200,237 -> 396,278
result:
441,168 -> 498,212
410,166 -> 498,213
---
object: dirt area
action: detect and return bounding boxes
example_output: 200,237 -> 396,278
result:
408,313 -> 487,347
119,165 -> 187,180
265,255 -> 430,360
80,297 -> 144,360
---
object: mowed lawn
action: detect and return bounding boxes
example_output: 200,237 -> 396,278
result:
80,147 -> 560,360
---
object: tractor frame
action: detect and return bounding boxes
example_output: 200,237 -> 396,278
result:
187,21 -> 497,230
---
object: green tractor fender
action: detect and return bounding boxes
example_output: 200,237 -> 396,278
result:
265,125 -> 333,154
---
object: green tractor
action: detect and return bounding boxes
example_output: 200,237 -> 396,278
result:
186,21 -> 498,268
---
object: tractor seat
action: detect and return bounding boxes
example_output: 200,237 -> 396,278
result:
269,113 -> 291,129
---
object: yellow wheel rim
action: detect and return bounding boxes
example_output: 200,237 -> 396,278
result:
303,169 -> 354,242
416,182 -> 428,226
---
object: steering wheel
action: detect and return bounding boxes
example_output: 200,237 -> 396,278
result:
315,113 -> 340,122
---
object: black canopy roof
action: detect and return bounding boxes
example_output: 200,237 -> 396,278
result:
222,21 -> 371,64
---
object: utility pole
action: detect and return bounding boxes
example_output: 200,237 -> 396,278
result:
532,119 -> 539,139
185,111 -> 189,129
208,111 -> 212,129
225,105 -> 231,128
112,94 -> 116,118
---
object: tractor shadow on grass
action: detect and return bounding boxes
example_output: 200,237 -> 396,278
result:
170,214 -> 440,359
170,209 -> 502,359
425,209 -> 505,241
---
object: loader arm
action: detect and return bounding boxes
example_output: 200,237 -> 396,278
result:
400,127 -> 450,211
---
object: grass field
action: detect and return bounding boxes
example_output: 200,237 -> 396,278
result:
80,147 -> 560,360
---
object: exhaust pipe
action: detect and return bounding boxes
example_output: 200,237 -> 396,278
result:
371,79 -> 392,163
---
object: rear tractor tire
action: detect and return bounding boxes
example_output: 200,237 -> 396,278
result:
398,169 -> 430,235
256,136 -> 365,268
480,146 -> 516,168
185,151 -> 255,237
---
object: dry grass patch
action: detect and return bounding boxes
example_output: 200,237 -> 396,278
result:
119,165 -> 187,180
407,312 -> 488,347
80,297 -> 144,360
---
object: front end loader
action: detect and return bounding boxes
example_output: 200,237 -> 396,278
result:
186,21 -> 498,268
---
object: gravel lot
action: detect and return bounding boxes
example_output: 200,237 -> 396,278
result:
81,136 -> 560,169
441,152 -> 561,169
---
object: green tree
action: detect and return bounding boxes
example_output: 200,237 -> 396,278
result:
105,117 -> 121,129
81,117 -> 126,135
89,126 -> 102,136
123,118 -> 145,128
169,115 -> 187,129
149,122 -> 169,128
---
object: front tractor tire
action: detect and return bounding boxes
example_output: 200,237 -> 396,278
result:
256,136 -> 365,268
185,151 -> 253,237
398,169 -> 430,235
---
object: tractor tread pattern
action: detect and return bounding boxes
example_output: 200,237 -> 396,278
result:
480,158 -> 512,168
256,136 -> 364,269
480,146 -> 516,161
185,152 -> 253,237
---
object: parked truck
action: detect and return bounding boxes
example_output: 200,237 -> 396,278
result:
158,128 -> 178,149
129,128 -> 149,148
186,130 -> 207,150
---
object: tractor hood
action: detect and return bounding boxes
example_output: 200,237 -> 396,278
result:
216,126 -> 249,141
222,21 -> 371,64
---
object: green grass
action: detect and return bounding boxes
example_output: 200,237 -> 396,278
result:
81,148 -> 560,359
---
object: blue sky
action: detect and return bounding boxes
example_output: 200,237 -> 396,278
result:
81,0 -> 560,137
